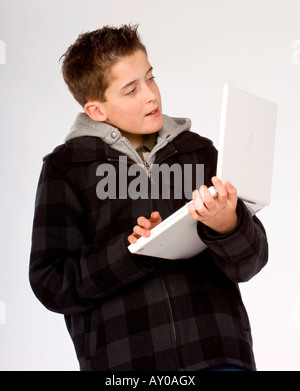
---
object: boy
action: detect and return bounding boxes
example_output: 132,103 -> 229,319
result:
29,25 -> 268,371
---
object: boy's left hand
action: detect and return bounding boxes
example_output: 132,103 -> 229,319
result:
128,211 -> 162,245
188,176 -> 238,235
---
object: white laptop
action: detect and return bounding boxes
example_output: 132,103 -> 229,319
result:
128,84 -> 277,260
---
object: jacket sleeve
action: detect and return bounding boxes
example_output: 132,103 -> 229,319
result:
197,199 -> 268,282
29,160 -> 155,315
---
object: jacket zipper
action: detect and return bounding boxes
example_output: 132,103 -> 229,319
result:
108,152 -> 183,368
166,290 -> 177,344
107,156 -> 152,186
146,149 -> 178,183
154,149 -> 178,165
164,282 -> 184,370
107,148 -> 178,179
143,161 -> 152,182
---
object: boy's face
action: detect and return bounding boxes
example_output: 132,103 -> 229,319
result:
99,50 -> 164,147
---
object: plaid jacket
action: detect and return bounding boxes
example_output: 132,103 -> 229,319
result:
29,129 -> 268,371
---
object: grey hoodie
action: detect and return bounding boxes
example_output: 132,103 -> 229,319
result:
65,113 -> 192,168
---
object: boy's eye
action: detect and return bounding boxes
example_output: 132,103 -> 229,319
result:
126,87 -> 137,95
124,76 -> 156,96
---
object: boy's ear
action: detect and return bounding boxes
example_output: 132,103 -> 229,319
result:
84,101 -> 107,122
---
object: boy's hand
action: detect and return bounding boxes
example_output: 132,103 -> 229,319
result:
188,176 -> 238,235
128,211 -> 162,244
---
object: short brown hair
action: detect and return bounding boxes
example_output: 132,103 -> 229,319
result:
60,24 -> 147,107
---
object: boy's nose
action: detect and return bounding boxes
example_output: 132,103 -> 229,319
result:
143,85 -> 157,103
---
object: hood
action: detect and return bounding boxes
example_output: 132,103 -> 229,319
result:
65,112 -> 192,164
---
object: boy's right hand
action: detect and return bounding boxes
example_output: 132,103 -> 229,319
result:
128,211 -> 162,244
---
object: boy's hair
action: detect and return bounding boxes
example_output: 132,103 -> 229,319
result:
60,24 -> 147,107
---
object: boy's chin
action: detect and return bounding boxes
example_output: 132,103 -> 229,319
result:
146,117 -> 164,133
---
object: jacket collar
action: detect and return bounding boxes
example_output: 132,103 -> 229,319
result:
63,112 -> 209,164
64,130 -> 211,164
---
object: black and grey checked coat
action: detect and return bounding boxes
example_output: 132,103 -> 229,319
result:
29,129 -> 268,371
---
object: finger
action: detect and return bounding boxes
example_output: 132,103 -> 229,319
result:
225,181 -> 238,206
133,224 -> 151,238
128,212 -> 162,245
137,212 -> 162,231
193,189 -> 206,214
187,201 -> 202,221
128,234 -> 138,244
200,185 -> 216,211
211,177 -> 227,204
137,216 -> 151,229
149,211 -> 162,226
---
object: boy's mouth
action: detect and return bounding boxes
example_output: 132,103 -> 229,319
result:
145,108 -> 159,117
